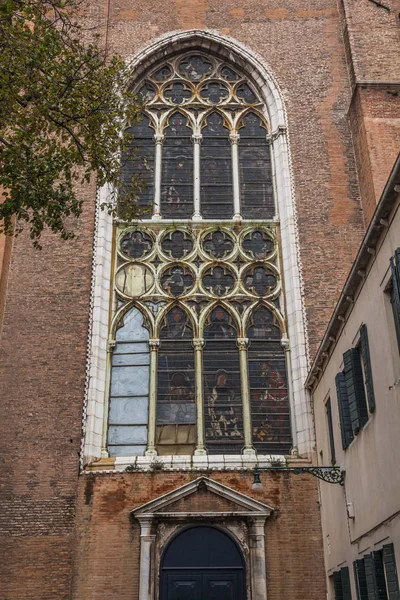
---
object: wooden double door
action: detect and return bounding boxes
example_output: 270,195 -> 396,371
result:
160,526 -> 246,600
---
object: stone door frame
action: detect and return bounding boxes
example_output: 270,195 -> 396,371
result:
132,477 -> 273,600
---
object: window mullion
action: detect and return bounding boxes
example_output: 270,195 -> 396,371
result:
193,133 -> 202,220
145,339 -> 159,456
193,338 -> 206,454
152,134 -> 164,220
230,132 -> 242,220
237,337 -> 254,455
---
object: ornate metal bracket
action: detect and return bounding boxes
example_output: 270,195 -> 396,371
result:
254,465 -> 344,486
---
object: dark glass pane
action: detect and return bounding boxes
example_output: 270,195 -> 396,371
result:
202,230 -> 234,259
138,81 -> 156,103
164,81 -> 193,104
200,82 -> 229,104
157,307 -> 196,454
202,265 -> 235,297
120,115 -> 154,210
120,230 -> 153,260
220,65 -> 240,81
236,82 -> 258,104
242,229 -> 274,259
239,113 -> 274,219
201,113 -> 233,219
243,265 -> 277,296
178,55 -> 213,81
203,308 -> 243,454
153,65 -> 172,82
161,113 -> 193,218
161,265 -> 194,297
161,230 -> 194,259
247,307 -> 291,454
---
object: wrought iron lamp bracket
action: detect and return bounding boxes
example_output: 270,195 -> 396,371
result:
254,465 -> 344,486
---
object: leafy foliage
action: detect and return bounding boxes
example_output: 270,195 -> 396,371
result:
0,0 -> 143,246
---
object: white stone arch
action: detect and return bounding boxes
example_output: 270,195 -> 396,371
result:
82,30 -> 312,465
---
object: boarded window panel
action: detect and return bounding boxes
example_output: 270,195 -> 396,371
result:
335,571 -> 345,600
156,307 -> 196,455
365,553 -> 378,600
383,544 -> 400,600
341,567 -> 353,600
335,371 -> 354,449
108,308 -> 150,457
121,115 -> 155,211
343,348 -> 368,434
374,552 -> 389,600
390,249 -> 400,354
203,307 -> 244,454
354,560 -> 369,600
161,113 -> 193,218
239,112 -> 274,219
326,398 -> 336,465
201,112 -> 233,219
359,324 -> 375,413
247,307 -> 291,454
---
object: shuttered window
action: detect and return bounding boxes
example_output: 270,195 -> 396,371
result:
359,324 -> 375,413
343,347 -> 368,434
335,371 -> 354,449
334,567 -> 353,600
354,559 -> 368,600
390,249 -> 400,354
383,544 -> 400,600
359,547 -> 399,600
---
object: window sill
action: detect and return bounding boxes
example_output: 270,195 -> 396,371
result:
85,453 -> 301,473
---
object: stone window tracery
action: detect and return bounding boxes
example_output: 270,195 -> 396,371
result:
106,51 -> 293,458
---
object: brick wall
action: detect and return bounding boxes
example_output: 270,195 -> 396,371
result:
71,471 -> 326,600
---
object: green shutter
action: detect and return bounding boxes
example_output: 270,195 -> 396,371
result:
373,551 -> 389,600
354,560 -> 368,600
343,349 -> 368,434
390,250 -> 400,354
336,371 -> 354,449
342,566 -> 353,600
364,553 -> 378,600
359,324 -> 375,413
383,544 -> 400,600
335,570 -> 345,600
326,398 -> 336,464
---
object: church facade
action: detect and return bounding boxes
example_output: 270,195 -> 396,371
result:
1,1 -> 399,599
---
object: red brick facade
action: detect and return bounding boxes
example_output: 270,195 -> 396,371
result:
1,1 -> 399,598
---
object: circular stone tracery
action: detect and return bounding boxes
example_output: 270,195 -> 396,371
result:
120,230 -> 153,260
161,264 -> 195,297
115,264 -> 154,297
160,229 -> 195,259
202,265 -> 236,297
242,264 -> 277,296
241,229 -> 274,260
201,229 -> 235,259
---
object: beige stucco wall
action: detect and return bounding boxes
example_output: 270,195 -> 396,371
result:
312,196 -> 400,597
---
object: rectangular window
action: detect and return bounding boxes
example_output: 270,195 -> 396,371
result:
326,398 -> 336,465
354,545 -> 400,600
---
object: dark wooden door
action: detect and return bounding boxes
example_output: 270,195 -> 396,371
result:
160,527 -> 245,600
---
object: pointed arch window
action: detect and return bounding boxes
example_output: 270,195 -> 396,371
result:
104,50 -> 294,459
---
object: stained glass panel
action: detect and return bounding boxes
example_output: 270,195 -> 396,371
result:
242,229 -> 274,259
201,113 -> 233,219
239,112 -> 274,219
161,113 -> 193,218
120,230 -> 153,260
161,265 -> 194,297
161,230 -> 194,259
108,308 -> 150,457
157,307 -> 196,455
202,230 -> 234,259
247,307 -> 291,454
200,82 -> 230,104
204,308 -> 243,454
202,265 -> 235,297
243,265 -> 277,296
120,116 -> 154,211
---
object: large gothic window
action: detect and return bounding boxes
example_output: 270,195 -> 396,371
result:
108,51 -> 292,458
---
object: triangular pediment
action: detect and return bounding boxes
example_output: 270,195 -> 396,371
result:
132,477 -> 273,518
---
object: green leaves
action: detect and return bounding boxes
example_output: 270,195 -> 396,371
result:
0,0 -> 142,247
